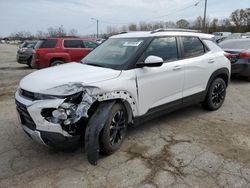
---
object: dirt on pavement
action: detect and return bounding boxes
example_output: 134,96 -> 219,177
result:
0,43 -> 250,188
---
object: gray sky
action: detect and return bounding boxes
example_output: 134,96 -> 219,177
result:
0,0 -> 249,36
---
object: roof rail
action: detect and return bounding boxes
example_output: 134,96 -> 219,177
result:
151,28 -> 201,34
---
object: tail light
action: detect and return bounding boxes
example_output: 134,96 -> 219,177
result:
36,48 -> 45,56
224,53 -> 234,60
239,53 -> 250,58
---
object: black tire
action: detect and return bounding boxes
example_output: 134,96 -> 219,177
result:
27,57 -> 32,68
100,103 -> 128,155
202,78 -> 226,111
50,60 -> 64,67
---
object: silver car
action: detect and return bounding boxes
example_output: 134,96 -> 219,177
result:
17,41 -> 37,68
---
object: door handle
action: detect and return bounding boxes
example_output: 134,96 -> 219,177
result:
208,59 -> 215,63
173,65 -> 182,70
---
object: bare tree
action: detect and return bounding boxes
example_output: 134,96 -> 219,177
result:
193,16 -> 203,30
128,23 -> 137,31
47,25 -> 67,37
176,19 -> 189,29
68,29 -> 78,36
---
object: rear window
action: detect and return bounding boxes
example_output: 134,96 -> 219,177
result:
39,39 -> 57,48
64,40 -> 83,48
181,37 -> 205,58
219,40 -> 250,50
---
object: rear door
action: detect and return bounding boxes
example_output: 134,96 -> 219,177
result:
180,36 -> 217,98
136,36 -> 185,115
63,39 -> 85,62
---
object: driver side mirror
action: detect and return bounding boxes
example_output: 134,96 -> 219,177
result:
137,55 -> 163,68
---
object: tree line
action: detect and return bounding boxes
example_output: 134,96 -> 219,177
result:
3,8 -> 250,40
106,8 -> 250,35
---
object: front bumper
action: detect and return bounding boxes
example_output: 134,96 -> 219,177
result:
17,54 -> 29,64
15,90 -> 80,149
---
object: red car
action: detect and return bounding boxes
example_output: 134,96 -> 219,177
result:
32,37 -> 98,68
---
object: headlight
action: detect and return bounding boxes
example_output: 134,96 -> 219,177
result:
52,108 -> 67,120
44,83 -> 84,96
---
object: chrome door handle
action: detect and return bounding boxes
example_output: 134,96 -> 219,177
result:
173,65 -> 182,70
208,59 -> 215,63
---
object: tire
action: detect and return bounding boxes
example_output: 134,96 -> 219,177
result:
50,60 -> 64,67
100,103 -> 128,155
27,57 -> 32,68
202,78 -> 227,111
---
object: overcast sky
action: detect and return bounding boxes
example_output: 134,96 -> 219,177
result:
0,0 -> 249,36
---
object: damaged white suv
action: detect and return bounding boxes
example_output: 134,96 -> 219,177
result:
15,29 -> 230,165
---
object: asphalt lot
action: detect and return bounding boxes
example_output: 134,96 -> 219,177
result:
0,43 -> 250,188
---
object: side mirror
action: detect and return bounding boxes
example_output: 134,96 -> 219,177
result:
137,55 -> 163,68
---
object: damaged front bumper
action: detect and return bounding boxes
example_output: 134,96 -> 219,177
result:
15,88 -> 93,149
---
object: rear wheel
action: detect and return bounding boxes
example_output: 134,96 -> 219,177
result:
50,60 -> 64,67
202,78 -> 226,111
100,103 -> 128,155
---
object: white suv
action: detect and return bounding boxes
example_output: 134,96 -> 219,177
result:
15,29 -> 230,165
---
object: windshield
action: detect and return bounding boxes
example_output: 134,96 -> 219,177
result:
219,40 -> 250,50
21,41 -> 36,48
81,38 -> 146,69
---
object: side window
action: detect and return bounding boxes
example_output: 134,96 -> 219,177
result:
83,41 -> 98,48
64,40 -> 82,48
40,39 -> 57,48
142,37 -> 178,62
181,37 -> 205,58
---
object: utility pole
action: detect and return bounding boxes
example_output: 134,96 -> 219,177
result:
203,0 -> 208,33
91,18 -> 99,39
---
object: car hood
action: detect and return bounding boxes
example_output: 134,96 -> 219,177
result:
20,62 -> 121,94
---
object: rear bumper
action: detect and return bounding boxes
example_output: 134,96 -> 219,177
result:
231,63 -> 250,77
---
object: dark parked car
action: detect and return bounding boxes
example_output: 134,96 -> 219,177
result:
219,39 -> 250,80
17,41 -> 37,68
32,37 -> 98,69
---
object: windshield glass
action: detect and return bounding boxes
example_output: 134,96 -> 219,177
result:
219,40 -> 250,50
81,38 -> 146,69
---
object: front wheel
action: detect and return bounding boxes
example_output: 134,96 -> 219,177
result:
100,103 -> 128,155
202,78 -> 227,111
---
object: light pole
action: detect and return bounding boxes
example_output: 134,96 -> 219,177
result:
91,18 -> 99,39
203,0 -> 208,33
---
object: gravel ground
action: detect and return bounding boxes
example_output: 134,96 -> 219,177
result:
0,43 -> 250,188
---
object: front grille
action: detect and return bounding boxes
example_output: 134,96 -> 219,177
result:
19,89 -> 36,101
16,100 -> 36,130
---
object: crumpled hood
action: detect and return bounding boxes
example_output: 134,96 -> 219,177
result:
20,62 -> 121,94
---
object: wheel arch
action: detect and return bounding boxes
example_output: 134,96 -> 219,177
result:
206,68 -> 230,92
49,57 -> 65,66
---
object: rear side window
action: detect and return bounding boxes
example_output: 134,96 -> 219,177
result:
181,37 -> 205,58
64,40 -> 82,48
39,39 -> 57,48
142,37 -> 178,62
83,41 -> 98,48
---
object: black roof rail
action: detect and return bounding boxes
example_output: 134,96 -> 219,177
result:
151,28 -> 202,34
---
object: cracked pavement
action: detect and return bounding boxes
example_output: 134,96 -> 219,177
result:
0,44 -> 250,188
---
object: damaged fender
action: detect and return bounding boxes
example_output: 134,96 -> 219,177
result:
85,100 -> 116,165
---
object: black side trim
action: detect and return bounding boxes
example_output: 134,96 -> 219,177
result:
134,91 -> 206,126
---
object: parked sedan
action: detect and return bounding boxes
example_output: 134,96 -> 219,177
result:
219,39 -> 250,80
17,41 -> 37,68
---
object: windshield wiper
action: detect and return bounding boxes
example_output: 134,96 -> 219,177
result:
84,62 -> 105,68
